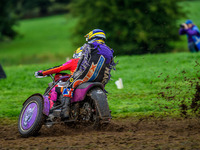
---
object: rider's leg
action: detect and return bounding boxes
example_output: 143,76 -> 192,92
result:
61,88 -> 74,119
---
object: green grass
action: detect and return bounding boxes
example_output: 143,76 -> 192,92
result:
0,15 -> 78,66
106,53 -> 200,117
0,1 -> 200,119
1,52 -> 200,118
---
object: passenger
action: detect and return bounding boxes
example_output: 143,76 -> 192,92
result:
35,48 -> 82,108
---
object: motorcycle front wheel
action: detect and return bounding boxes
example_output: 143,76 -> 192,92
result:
18,95 -> 45,137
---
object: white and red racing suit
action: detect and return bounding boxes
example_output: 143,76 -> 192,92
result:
39,58 -> 79,76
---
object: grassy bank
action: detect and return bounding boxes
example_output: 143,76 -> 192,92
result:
1,52 -> 200,118
0,15 -> 78,66
0,1 -> 200,119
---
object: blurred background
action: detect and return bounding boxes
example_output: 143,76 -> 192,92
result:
0,0 -> 199,66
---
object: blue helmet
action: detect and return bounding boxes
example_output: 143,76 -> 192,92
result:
85,29 -> 106,43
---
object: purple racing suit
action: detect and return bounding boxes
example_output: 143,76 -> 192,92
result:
62,41 -> 114,98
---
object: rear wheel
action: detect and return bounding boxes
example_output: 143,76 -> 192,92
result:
81,98 -> 100,129
18,95 -> 45,137
90,99 -> 100,129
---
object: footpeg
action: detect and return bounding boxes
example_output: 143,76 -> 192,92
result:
45,121 -> 54,128
53,109 -> 61,117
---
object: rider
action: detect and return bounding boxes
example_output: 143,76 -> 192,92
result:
35,48 -> 82,108
61,29 -> 115,119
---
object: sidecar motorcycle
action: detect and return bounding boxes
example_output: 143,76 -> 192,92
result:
18,74 -> 112,137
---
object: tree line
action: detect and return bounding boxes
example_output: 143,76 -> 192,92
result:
0,0 -> 184,55
0,0 -> 70,40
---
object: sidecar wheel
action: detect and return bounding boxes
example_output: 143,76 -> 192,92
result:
18,96 -> 45,137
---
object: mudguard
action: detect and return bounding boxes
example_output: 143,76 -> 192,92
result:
22,93 -> 50,116
89,87 -> 111,120
71,82 -> 104,103
76,82 -> 104,89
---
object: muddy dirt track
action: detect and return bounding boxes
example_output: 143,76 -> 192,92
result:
1,118 -> 200,150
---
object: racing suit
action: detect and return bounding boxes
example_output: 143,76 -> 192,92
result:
39,58 -> 79,76
62,41 -> 114,98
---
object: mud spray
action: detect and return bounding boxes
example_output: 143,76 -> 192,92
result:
157,61 -> 200,117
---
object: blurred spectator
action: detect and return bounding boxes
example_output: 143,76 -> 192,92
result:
179,20 -> 200,52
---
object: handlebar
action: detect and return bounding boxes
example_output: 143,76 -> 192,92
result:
35,74 -> 56,84
35,73 -> 71,85
35,75 -> 47,78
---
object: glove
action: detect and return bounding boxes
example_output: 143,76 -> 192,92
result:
34,71 -> 43,78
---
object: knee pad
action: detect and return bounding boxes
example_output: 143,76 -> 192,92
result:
63,88 -> 74,98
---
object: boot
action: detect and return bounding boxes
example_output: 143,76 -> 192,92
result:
61,97 -> 70,120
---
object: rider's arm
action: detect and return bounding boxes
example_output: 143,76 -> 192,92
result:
42,59 -> 79,76
42,64 -> 63,76
61,59 -> 79,75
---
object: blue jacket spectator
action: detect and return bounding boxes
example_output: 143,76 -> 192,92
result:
179,20 -> 200,52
